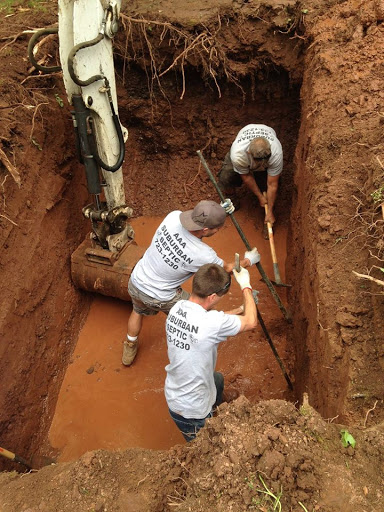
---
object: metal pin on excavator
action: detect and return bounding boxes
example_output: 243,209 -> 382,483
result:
29,0 -> 144,299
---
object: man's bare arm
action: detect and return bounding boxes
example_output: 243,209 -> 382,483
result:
224,305 -> 244,315
241,173 -> 267,206
238,288 -> 257,332
265,175 -> 279,224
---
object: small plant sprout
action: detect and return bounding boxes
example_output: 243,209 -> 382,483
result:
55,94 -> 64,107
256,475 -> 283,512
340,429 -> 356,448
371,184 -> 384,204
298,502 -> 313,512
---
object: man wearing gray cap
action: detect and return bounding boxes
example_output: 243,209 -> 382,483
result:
218,124 -> 283,229
122,200 -> 260,366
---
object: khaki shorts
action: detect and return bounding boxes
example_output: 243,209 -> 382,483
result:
218,152 -> 243,189
128,279 -> 190,316
218,151 -> 267,192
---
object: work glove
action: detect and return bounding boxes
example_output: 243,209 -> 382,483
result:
244,247 -> 260,266
220,198 -> 235,215
233,266 -> 252,291
239,289 -> 258,312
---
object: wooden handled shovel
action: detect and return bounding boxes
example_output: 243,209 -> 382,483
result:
0,445 -> 55,470
263,193 -> 291,288
0,446 -> 32,469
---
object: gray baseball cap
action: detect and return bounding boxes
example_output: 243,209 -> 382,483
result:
180,200 -> 226,231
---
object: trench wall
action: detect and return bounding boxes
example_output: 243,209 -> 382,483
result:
0,86 -> 91,469
287,0 -> 384,421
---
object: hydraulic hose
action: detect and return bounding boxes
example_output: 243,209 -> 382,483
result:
67,33 -> 105,87
88,89 -> 125,173
68,36 -> 125,172
28,27 -> 61,73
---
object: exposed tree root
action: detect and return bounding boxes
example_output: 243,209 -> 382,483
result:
353,269 -> 384,292
0,29 -> 36,53
0,147 -> 20,187
118,13 -> 242,104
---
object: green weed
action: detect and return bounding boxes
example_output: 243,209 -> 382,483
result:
299,404 -> 311,416
0,0 -> 48,14
54,94 -> 64,108
246,474 -> 283,512
299,502 -> 313,512
0,0 -> 16,13
340,429 -> 356,448
371,184 -> 384,204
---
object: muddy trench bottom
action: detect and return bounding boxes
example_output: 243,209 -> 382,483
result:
49,203 -> 291,461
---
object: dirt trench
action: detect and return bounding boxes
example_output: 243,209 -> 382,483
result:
0,0 -> 383,499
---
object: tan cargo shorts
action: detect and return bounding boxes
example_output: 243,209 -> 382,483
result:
128,279 -> 190,316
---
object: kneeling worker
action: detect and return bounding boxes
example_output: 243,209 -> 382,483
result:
164,263 -> 257,442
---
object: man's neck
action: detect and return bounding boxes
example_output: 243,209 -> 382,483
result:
189,294 -> 210,310
189,230 -> 204,239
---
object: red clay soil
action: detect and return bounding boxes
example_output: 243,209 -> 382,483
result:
1,398 -> 384,511
0,0 -> 383,510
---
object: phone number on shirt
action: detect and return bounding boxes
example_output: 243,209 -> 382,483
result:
168,335 -> 190,351
155,238 -> 179,269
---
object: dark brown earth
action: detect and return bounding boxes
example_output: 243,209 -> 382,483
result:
0,0 -> 383,510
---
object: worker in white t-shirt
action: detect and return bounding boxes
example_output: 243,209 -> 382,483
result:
165,263 -> 257,441
218,124 -> 283,231
122,200 -> 260,366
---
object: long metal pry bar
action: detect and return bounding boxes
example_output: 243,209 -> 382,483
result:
197,150 -> 291,322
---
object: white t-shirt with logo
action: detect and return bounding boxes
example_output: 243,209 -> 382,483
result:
165,300 -> 242,419
230,124 -> 283,177
130,210 -> 224,301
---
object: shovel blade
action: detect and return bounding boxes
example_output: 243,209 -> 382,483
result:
271,280 -> 292,288
260,277 -> 291,288
272,263 -> 292,288
30,454 -> 56,469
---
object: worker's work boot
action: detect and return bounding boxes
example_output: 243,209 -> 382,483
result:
122,340 -> 138,366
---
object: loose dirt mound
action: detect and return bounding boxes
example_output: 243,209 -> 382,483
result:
0,397 -> 383,511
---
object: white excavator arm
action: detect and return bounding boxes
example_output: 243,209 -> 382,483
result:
58,0 -> 127,206
28,1 -> 144,299
58,0 -> 132,252
59,0 -> 128,204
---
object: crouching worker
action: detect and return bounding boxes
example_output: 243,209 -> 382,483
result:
164,263 -> 257,442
